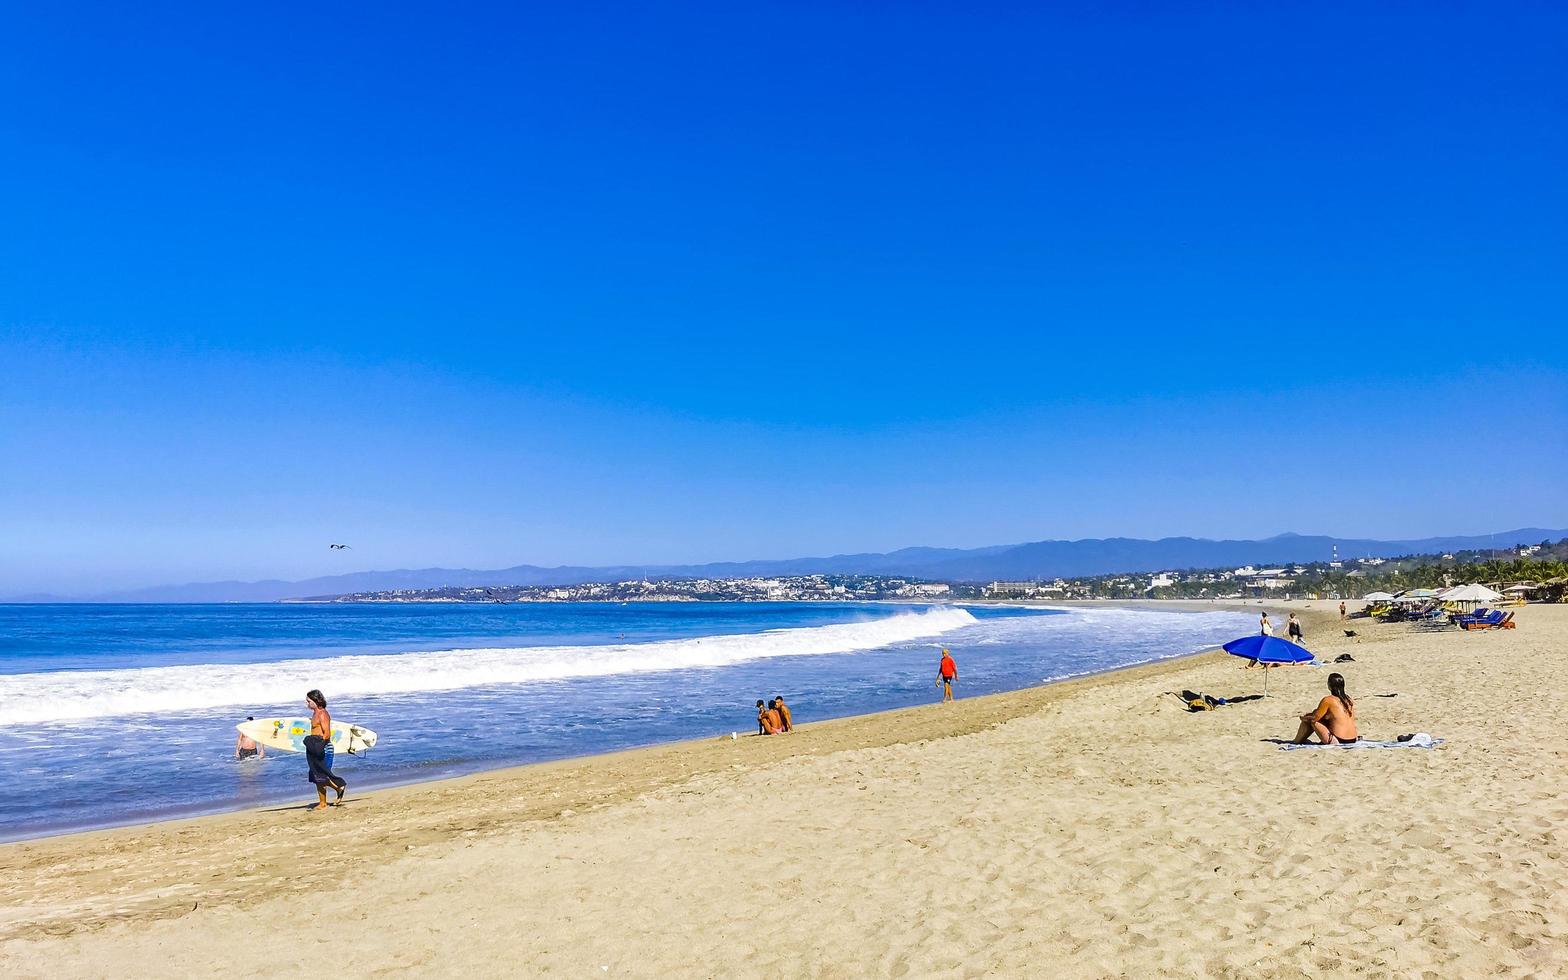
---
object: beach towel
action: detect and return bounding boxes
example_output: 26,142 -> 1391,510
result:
1280,734 -> 1442,751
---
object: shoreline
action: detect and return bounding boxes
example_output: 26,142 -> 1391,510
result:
4,647 -> 1223,845
0,598 -> 1263,846
0,601 -> 1311,935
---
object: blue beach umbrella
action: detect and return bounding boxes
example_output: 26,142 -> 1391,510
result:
1223,635 -> 1313,697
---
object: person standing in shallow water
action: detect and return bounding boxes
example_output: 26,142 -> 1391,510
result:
1260,611 -> 1273,636
938,649 -> 958,702
304,689 -> 346,810
235,716 -> 265,760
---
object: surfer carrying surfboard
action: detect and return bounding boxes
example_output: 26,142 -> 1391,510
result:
304,690 -> 347,810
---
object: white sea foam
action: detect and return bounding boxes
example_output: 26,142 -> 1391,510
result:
0,606 -> 979,724
961,604 -> 1250,644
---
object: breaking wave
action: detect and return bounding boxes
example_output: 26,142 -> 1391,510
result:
0,606 -> 978,724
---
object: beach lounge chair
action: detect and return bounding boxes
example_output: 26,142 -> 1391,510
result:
1461,610 -> 1510,630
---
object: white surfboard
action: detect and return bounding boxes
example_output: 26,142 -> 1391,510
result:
236,717 -> 378,756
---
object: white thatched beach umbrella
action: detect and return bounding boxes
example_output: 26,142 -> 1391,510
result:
1442,583 -> 1503,606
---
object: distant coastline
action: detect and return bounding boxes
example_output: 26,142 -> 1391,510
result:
295,573 -> 955,604
281,533 -> 1568,606
13,526 -> 1562,604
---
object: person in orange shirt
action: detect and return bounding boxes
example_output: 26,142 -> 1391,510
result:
772,696 -> 793,733
938,649 -> 958,702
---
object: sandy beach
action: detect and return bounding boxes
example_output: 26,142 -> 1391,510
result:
3,599 -> 1566,977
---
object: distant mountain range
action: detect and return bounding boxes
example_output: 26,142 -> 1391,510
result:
9,528 -> 1564,603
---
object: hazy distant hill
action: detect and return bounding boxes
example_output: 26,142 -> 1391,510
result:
13,528 -> 1562,603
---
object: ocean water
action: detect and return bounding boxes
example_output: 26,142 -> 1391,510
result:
0,601 -> 1254,840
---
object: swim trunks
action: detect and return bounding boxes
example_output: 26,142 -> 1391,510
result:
304,734 -> 345,791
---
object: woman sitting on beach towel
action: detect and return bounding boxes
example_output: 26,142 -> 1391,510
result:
1292,673 -> 1358,745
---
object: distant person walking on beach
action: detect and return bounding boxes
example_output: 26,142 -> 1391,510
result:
1287,613 -> 1305,645
235,716 -> 264,760
303,690 -> 346,810
773,696 -> 794,733
1260,612 -> 1273,636
938,649 -> 958,702
1339,601 -> 1347,621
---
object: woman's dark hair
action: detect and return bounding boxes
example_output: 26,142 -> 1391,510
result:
1327,673 -> 1353,712
307,689 -> 327,709
756,699 -> 765,708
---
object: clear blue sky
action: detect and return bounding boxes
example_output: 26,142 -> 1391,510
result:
2,3 -> 1565,594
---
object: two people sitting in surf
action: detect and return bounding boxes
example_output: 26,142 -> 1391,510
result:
757,696 -> 793,735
